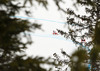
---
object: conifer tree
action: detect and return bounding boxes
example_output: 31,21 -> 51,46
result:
55,0 -> 100,71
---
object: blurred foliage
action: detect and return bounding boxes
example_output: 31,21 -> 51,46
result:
0,55 -> 58,71
54,0 -> 100,71
0,0 -> 65,71
70,49 -> 89,71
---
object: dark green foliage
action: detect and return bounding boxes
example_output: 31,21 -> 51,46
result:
90,47 -> 100,70
0,55 -> 57,71
55,0 -> 100,71
0,2 -> 32,66
70,49 -> 89,71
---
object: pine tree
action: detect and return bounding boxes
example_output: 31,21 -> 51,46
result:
55,0 -> 100,71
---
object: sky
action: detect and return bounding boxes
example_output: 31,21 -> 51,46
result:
13,0 -> 89,70
15,0 -> 86,58
10,0 -> 92,70
23,0 -> 77,58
